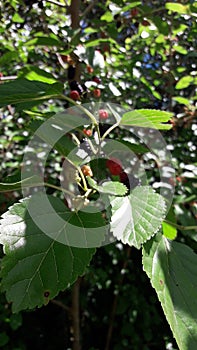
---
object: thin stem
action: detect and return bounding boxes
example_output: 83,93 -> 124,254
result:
44,182 -> 74,196
51,299 -> 71,314
77,166 -> 88,191
60,95 -> 99,127
80,0 -> 98,18
164,220 -> 197,231
46,0 -> 67,7
101,121 -> 120,141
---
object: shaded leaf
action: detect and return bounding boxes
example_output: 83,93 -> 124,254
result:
143,234 -> 197,350
0,79 -> 63,109
0,194 -> 107,312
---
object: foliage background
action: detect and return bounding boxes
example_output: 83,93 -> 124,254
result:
0,0 -> 196,349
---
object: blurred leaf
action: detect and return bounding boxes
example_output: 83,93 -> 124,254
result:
165,3 -> 190,15
18,66 -> 58,84
12,12 -> 24,23
120,109 -> 173,130
26,36 -> 62,46
0,79 -> 63,109
175,76 -> 194,89
0,51 -> 18,65
173,45 -> 187,55
172,97 -> 190,105
100,11 -> 113,22
143,234 -> 197,350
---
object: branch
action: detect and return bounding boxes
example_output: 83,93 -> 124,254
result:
46,0 -> 67,7
70,0 -> 80,29
164,220 -> 197,231
105,246 -> 131,350
0,76 -> 17,81
51,299 -> 71,314
71,277 -> 81,350
80,0 -> 98,18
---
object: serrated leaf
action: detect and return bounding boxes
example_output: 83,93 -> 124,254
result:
120,109 -> 173,130
110,186 -> 166,249
0,194 -> 107,312
175,76 -> 194,90
0,79 -> 63,109
143,234 -> 197,350
87,177 -> 128,196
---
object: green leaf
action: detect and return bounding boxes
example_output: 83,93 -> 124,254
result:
162,207 -> 177,240
0,175 -> 42,193
118,140 -> 148,154
12,12 -> 24,23
172,97 -> 190,105
110,186 -> 166,249
165,3 -> 190,15
152,16 -> 169,35
0,51 -> 18,65
0,194 -> 107,312
85,38 -> 116,48
26,36 -> 61,47
143,234 -> 197,350
0,79 -> 63,109
173,45 -> 187,55
87,177 -> 128,196
100,11 -> 113,22
120,109 -> 173,130
175,76 -> 194,90
18,66 -> 58,84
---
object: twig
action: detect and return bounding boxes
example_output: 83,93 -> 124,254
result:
51,299 -> 71,314
0,76 -> 17,81
164,220 -> 197,231
46,0 -> 67,7
71,278 -> 81,350
80,0 -> 98,18
105,246 -> 131,350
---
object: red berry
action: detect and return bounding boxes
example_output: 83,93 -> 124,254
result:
131,8 -> 138,17
83,129 -> 92,137
99,109 -> 108,120
93,76 -> 101,84
119,172 -> 128,182
142,19 -> 150,26
93,88 -> 101,98
87,65 -> 94,74
70,90 -> 80,100
106,158 -> 123,176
